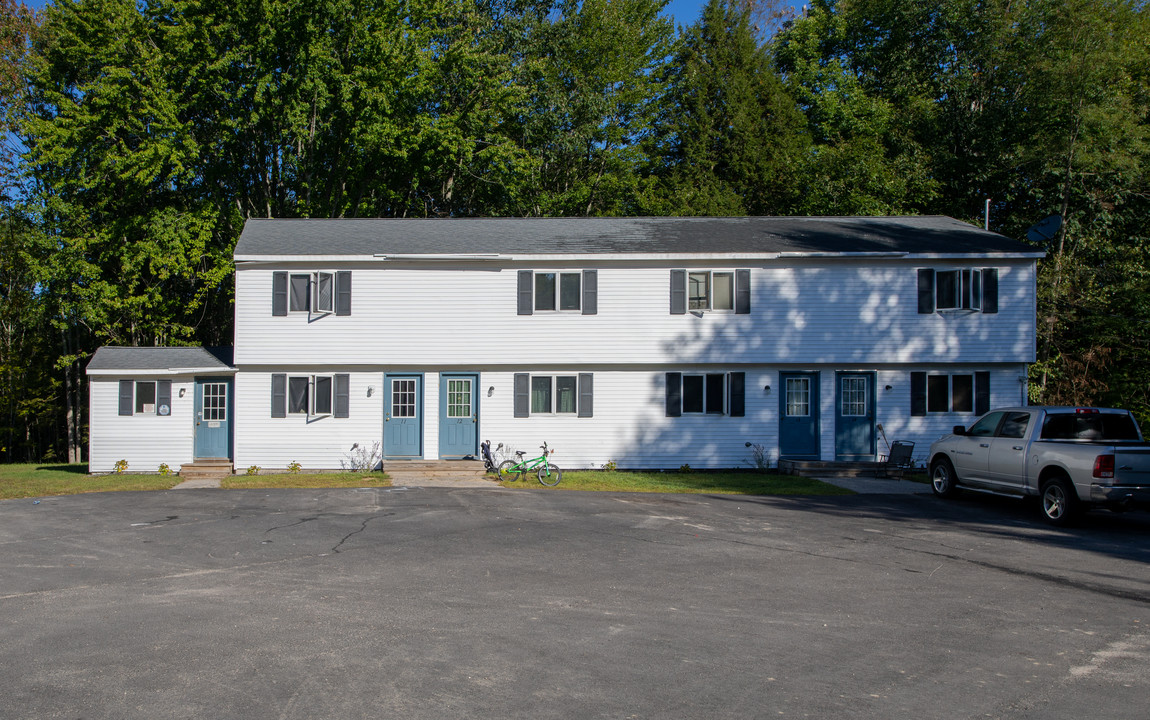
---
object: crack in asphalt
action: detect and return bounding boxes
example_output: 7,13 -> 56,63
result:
331,513 -> 392,553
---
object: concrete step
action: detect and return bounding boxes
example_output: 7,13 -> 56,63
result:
382,460 -> 490,481
780,459 -> 887,478
179,459 -> 234,481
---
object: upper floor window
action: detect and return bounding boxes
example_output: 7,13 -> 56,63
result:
517,270 -> 597,315
917,268 -> 997,314
671,269 -> 750,314
273,271 -> 351,317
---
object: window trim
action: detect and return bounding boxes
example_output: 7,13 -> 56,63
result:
119,379 -> 171,417
532,271 -> 582,313
918,267 -> 998,314
275,271 -> 350,317
672,269 -> 750,314
665,371 -> 745,417
277,374 -> 349,419
514,373 -> 593,417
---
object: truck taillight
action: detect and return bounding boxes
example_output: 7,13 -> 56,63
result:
1093,454 -> 1115,479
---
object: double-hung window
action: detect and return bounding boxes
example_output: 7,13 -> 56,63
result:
514,373 -> 593,417
272,374 -> 350,418
911,371 -> 989,416
671,269 -> 750,314
665,372 -> 746,417
517,270 -> 597,315
918,268 -> 998,313
118,379 -> 172,417
273,271 -> 352,316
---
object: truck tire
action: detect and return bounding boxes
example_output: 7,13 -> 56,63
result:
930,457 -> 960,498
1040,477 -> 1080,526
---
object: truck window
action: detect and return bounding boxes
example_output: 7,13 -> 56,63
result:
1040,413 -> 1142,441
968,412 -> 1004,437
998,412 -> 1031,439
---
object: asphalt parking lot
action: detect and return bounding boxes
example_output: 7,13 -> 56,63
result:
2,486 -> 1148,719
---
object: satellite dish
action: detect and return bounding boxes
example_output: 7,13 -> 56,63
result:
1026,214 -> 1062,244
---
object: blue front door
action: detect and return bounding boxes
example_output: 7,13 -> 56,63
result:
194,377 -> 232,459
779,372 -> 820,460
439,374 -> 478,459
835,372 -> 875,461
384,374 -> 423,458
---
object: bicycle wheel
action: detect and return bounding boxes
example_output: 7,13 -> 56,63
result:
537,463 -> 562,486
497,459 -> 523,482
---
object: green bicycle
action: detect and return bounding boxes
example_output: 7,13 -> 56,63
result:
497,442 -> 562,486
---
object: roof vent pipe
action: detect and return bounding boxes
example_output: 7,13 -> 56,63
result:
984,199 -> 991,230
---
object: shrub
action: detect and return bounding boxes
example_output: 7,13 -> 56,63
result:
245,465 -> 261,476
113,459 -> 129,474
157,463 -> 172,476
287,460 -> 302,474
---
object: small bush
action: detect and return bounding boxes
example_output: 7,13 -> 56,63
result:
245,465 -> 261,476
678,463 -> 691,473
157,463 -> 172,476
602,459 -> 618,472
113,459 -> 129,474
287,460 -> 302,474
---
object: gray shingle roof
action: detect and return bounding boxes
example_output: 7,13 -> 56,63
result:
234,216 -> 1039,257
86,346 -> 234,372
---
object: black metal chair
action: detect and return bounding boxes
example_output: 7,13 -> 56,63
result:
879,441 -> 915,478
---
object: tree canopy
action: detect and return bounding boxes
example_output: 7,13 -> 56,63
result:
1,0 -> 1147,461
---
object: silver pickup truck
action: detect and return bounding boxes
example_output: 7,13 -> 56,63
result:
928,406 -> 1150,525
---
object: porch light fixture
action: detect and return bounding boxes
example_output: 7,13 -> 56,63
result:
885,385 -> 893,391
178,388 -> 186,398
488,386 -> 495,397
763,384 -> 771,392
367,386 -> 375,397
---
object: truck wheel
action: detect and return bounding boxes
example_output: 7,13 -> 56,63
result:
930,457 -> 960,498
1040,477 -> 1080,526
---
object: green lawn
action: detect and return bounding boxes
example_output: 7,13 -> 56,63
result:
1,463 -> 847,499
498,469 -> 854,495
0,463 -> 179,499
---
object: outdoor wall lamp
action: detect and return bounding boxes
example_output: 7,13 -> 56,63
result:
367,386 -> 375,397
488,386 -> 495,397
763,384 -> 771,392
178,388 -> 186,398
885,385 -> 893,391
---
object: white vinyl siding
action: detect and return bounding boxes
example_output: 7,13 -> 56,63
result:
234,261 -> 1036,367
88,376 -> 197,473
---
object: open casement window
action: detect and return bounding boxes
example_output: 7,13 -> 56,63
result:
670,269 -> 750,314
517,270 -> 597,315
513,373 -> 593,417
272,271 -> 351,316
917,268 -> 998,314
665,372 -> 746,417
271,374 -> 350,418
118,379 -> 172,416
910,371 -> 989,416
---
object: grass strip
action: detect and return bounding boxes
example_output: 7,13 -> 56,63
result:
498,470 -> 854,495
0,464 -> 178,499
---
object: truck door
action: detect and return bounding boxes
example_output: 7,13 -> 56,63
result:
950,411 -> 1004,484
986,411 -> 1033,490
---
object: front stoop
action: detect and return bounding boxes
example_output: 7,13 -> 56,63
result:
178,458 -> 234,482
382,459 -> 493,485
779,459 -> 891,479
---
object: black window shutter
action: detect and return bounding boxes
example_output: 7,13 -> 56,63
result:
729,371 -> 745,417
335,271 -> 352,316
272,272 -> 288,316
118,380 -> 133,416
334,374 -> 350,418
271,374 -> 286,418
156,380 -> 171,416
910,372 -> 927,416
917,270 -> 935,314
666,372 -> 682,417
975,372 -> 991,414
961,270 -> 972,309
513,373 -> 530,417
582,270 -> 597,315
981,269 -> 998,314
670,270 -> 686,315
735,269 -> 751,314
578,373 -> 593,417
517,271 -> 533,315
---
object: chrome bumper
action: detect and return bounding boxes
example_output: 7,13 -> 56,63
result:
1090,484 -> 1150,505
